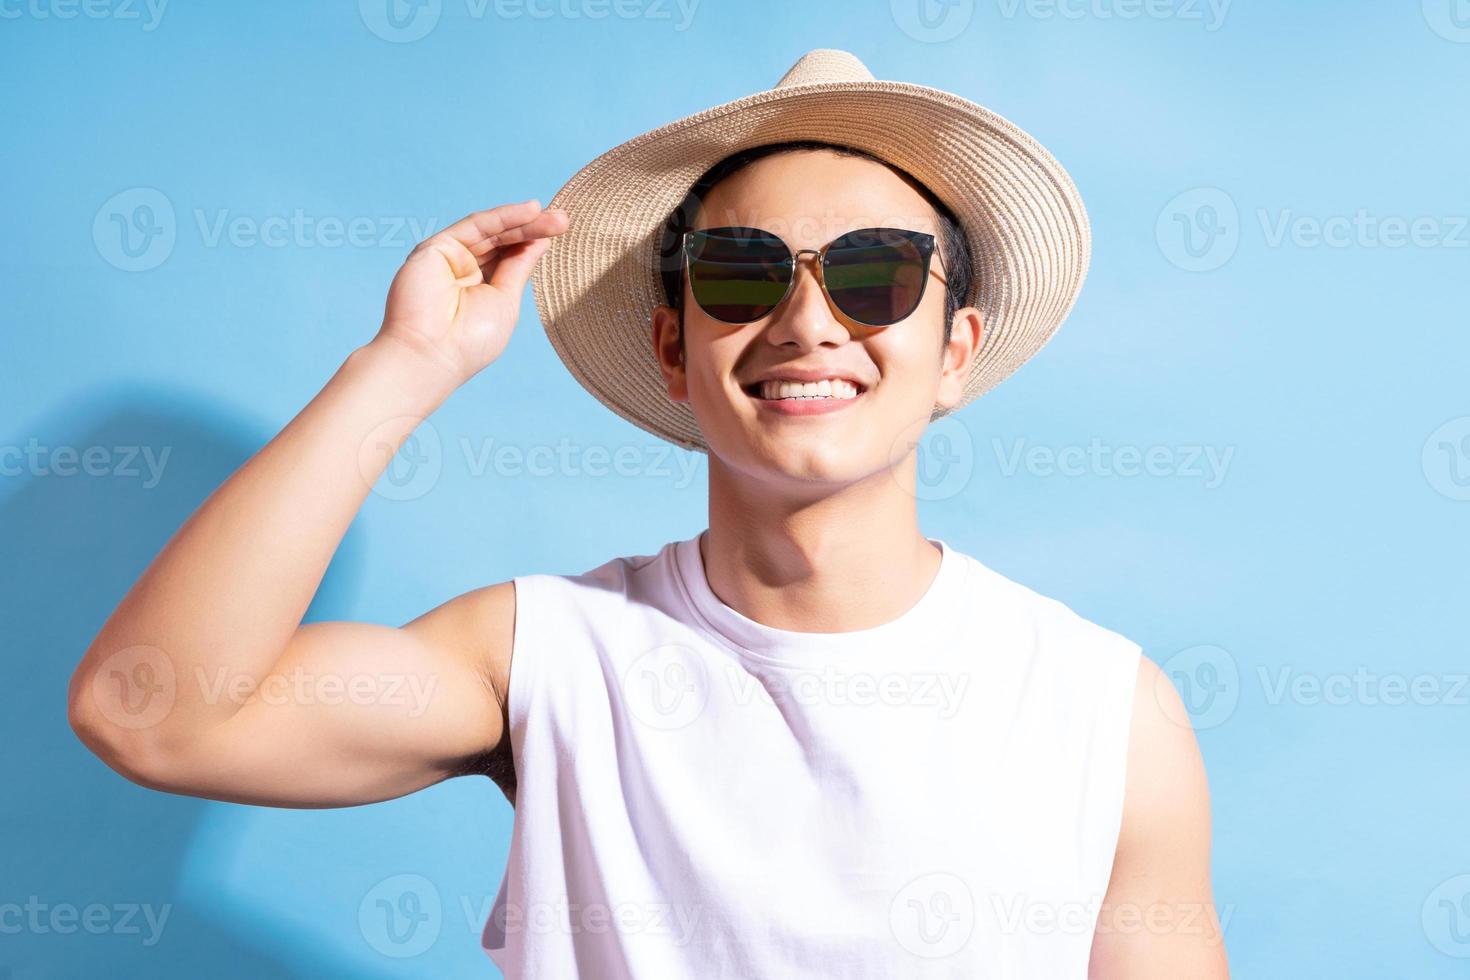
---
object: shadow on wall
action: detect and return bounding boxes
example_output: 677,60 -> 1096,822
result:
0,385 -> 393,979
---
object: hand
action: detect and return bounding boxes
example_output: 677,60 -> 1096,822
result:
373,200 -> 569,389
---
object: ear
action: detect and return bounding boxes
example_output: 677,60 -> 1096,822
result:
936,305 -> 985,411
652,304 -> 690,403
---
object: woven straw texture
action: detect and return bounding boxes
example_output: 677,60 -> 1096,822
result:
531,48 -> 1090,454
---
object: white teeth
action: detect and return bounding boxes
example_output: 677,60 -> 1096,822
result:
757,378 -> 861,400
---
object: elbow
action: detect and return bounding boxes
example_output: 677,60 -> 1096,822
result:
66,666 -> 106,760
66,668 -> 180,793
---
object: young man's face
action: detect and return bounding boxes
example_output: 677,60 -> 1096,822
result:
652,149 -> 984,487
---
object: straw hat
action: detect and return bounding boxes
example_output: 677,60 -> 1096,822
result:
530,47 -> 1090,455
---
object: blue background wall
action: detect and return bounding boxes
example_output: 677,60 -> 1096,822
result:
4,1 -> 1468,976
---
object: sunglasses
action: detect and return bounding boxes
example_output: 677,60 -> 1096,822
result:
679,225 -> 947,328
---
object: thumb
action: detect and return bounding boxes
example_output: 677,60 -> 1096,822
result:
488,236 -> 552,294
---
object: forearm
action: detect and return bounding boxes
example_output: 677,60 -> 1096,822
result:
68,337 -> 456,755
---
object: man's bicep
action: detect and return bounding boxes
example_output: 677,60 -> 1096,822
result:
1089,656 -> 1231,979
151,583 -> 515,809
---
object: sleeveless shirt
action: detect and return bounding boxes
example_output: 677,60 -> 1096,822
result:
482,530 -> 1142,978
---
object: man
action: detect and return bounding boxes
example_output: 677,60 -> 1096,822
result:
68,48 -> 1228,977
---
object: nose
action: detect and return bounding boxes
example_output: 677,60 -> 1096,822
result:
764,249 -> 848,349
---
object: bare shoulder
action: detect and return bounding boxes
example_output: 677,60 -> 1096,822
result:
1123,656 -> 1212,824
401,579 -> 518,741
1088,655 -> 1229,977
387,579 -> 519,798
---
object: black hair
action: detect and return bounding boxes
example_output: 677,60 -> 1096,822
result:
656,139 -> 974,361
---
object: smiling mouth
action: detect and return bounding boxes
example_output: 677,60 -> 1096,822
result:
742,379 -> 870,401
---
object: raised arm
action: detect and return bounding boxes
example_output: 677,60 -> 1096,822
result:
66,200 -> 568,808
1088,656 -> 1232,978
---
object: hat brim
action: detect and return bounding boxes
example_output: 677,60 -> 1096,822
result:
531,79 -> 1091,454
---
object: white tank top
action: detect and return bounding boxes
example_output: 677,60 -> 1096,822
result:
482,530 -> 1141,978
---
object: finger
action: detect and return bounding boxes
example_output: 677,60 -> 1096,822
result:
419,200 -> 560,257
411,205 -> 565,269
419,234 -> 482,283
465,207 -> 569,259
475,209 -> 567,273
486,236 -> 552,293
436,199 -> 542,250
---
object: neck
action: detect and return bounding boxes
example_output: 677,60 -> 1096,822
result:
701,452 -> 941,633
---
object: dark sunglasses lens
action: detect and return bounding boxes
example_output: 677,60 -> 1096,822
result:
686,228 -> 791,323
822,228 -> 930,327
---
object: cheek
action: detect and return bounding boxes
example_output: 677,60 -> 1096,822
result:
865,326 -> 942,393
684,328 -> 752,402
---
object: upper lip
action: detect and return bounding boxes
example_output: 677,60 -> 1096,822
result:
744,368 -> 869,391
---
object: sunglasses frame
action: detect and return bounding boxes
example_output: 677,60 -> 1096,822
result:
679,225 -> 948,329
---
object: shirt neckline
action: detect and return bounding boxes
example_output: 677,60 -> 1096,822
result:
670,528 -> 965,668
